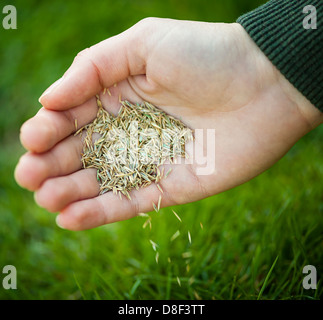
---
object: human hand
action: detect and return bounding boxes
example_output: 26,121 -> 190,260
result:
15,18 -> 323,230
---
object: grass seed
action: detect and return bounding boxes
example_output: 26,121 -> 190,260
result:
76,97 -> 193,199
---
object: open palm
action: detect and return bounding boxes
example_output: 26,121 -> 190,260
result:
15,18 -> 322,230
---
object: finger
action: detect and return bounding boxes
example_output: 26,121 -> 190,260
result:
21,79 -> 144,154
20,97 -> 97,153
39,21 -> 148,111
55,183 -> 166,231
34,168 -> 100,213
15,134 -> 83,191
54,163 -> 199,231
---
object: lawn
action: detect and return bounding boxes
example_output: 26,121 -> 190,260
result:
0,0 -> 322,300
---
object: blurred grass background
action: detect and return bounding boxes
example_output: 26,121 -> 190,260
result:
0,0 -> 322,300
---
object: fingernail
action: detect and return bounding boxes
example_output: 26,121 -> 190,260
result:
55,215 -> 66,229
39,77 -> 64,104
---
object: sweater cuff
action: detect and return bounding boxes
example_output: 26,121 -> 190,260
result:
237,0 -> 323,112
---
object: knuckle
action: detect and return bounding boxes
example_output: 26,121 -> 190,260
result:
132,17 -> 159,34
137,17 -> 158,26
75,47 -> 91,59
74,47 -> 96,67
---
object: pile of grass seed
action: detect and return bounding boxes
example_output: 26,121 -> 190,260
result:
76,96 -> 193,200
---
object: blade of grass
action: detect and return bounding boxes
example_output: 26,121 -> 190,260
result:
129,278 -> 142,297
229,275 -> 237,300
96,273 -> 124,299
257,256 -> 279,300
73,272 -> 87,300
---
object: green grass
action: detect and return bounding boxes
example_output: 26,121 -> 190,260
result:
0,0 -> 322,300
1,127 -> 322,300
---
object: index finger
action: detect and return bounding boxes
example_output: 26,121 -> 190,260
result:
39,21 -> 147,111
20,97 -> 97,153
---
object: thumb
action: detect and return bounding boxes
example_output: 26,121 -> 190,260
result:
39,22 -> 147,110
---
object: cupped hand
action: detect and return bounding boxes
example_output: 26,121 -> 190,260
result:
14,18 -> 322,230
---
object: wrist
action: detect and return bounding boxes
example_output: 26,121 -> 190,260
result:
233,23 -> 323,131
277,73 -> 323,129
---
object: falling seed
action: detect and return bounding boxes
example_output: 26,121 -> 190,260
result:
138,212 -> 149,217
103,88 -> 107,95
142,218 -> 152,229
107,88 -> 111,96
167,257 -> 172,263
182,251 -> 192,259
188,231 -> 191,244
172,210 -> 182,222
193,290 -> 202,300
176,276 -> 181,287
74,119 -> 78,130
157,195 -> 162,211
165,168 -> 172,178
170,230 -> 180,242
186,264 -> 190,273
156,184 -> 163,194
155,252 -> 159,264
200,222 -> 204,229
188,276 -> 195,286
149,240 -> 158,251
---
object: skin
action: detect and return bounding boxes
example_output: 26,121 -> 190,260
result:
14,18 -> 323,230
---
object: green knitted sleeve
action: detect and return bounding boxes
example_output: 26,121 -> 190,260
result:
237,0 -> 323,112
